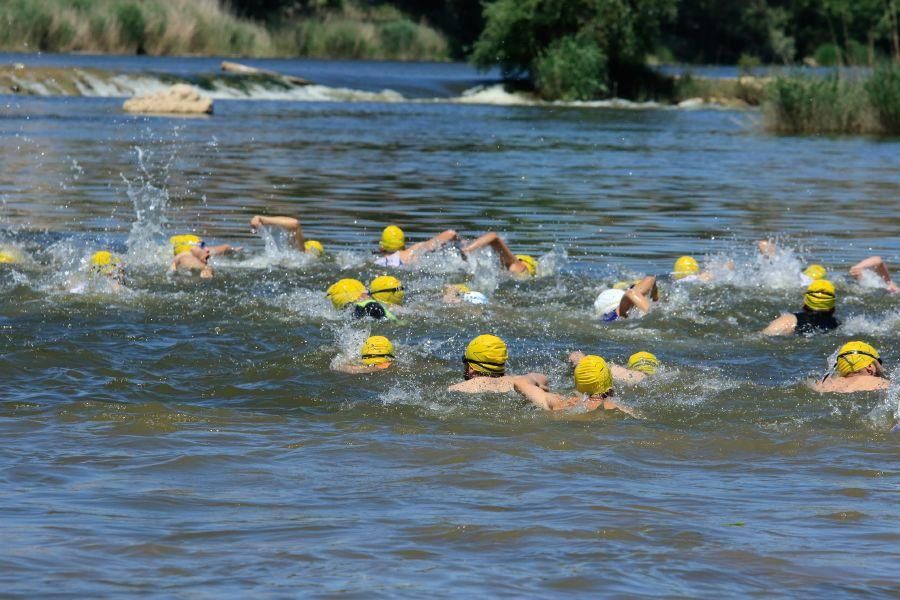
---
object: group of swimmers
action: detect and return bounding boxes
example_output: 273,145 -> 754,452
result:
2,215 -> 896,415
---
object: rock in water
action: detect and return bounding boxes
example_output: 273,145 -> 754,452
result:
123,84 -> 213,115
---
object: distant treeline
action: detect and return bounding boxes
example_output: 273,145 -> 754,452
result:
234,0 -> 900,66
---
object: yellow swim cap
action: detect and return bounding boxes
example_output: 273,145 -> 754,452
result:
369,275 -> 405,305
464,334 -> 508,376
836,341 -> 880,377
627,351 -> 659,375
327,278 -> 367,309
380,225 -> 405,252
673,256 -> 699,279
304,240 -> 325,256
361,335 -> 395,366
574,355 -> 613,397
0,250 -> 18,264
170,234 -> 202,256
90,250 -> 121,276
515,255 -> 537,277
804,279 -> 836,311
452,283 -> 471,293
803,264 -> 827,281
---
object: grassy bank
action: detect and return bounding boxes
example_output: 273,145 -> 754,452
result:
0,0 -> 448,60
763,64 -> 900,135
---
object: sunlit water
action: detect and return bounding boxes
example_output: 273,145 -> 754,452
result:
2,56 -> 900,596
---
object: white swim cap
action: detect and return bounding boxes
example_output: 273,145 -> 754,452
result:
593,288 -> 625,315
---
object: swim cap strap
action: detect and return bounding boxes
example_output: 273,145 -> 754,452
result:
463,357 -> 506,375
362,353 -> 395,360
837,350 -> 882,365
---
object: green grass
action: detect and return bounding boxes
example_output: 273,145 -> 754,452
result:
763,64 -> 900,135
0,0 -> 448,60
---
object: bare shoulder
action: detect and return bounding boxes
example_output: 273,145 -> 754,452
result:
448,377 -> 515,394
810,376 -> 889,393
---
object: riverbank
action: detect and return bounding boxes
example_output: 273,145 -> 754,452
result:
0,0 -> 448,61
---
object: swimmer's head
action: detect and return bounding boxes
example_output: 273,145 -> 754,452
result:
627,351 -> 659,375
835,341 -> 882,377
515,254 -> 537,277
804,279 -> 835,312
369,275 -> 405,305
90,250 -> 122,277
594,288 -> 625,315
464,334 -> 508,377
803,264 -> 827,281
327,278 -> 367,309
673,256 -> 699,279
304,240 -> 325,256
361,335 -> 395,366
170,234 -> 202,256
0,248 -> 21,264
380,225 -> 405,252
190,242 -> 211,262
452,283 -> 471,293
574,355 -> 613,397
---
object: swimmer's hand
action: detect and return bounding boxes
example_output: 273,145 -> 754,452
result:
250,216 -> 262,233
568,351 -> 586,367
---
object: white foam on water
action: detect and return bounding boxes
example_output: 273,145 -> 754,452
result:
840,311 -> 900,335
452,84 -> 536,106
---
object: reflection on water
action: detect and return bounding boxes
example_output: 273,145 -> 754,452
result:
1,57 -> 899,596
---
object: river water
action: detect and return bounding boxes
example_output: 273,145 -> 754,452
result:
2,55 -> 900,597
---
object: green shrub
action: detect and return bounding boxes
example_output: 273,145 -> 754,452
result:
115,2 -> 146,51
738,53 -> 761,75
814,43 -> 841,66
534,36 -> 607,101
865,63 -> 900,133
380,19 -> 417,55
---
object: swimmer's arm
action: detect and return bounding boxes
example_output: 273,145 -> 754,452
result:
406,230 -> 458,259
762,313 -> 797,336
807,378 -> 833,393
250,215 -> 305,251
207,244 -> 241,256
601,398 -> 639,418
462,232 -> 519,269
757,240 -> 777,258
610,364 -> 645,384
620,288 -> 650,316
568,351 -> 586,368
850,256 -> 898,293
513,377 -> 569,410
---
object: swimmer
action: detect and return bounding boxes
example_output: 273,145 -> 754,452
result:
442,283 -> 489,305
849,256 -> 898,293
81,250 -> 125,292
249,215 -> 325,255
170,242 -> 213,278
374,225 -> 459,267
513,354 -> 636,416
448,334 -> 548,393
333,335 -> 396,374
568,350 -> 659,384
460,232 -> 536,277
0,246 -> 25,265
170,234 -> 239,258
809,341 -> 888,393
763,279 -> 839,336
326,278 -> 398,322
756,240 -> 827,286
671,256 -> 715,283
593,276 -> 658,321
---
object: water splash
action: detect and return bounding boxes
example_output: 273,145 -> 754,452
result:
123,145 -> 174,264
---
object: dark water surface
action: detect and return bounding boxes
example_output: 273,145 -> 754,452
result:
2,57 -> 900,597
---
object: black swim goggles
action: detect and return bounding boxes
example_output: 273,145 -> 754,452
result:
462,356 -> 506,375
370,286 -> 404,295
805,289 -> 835,299
362,353 -> 395,360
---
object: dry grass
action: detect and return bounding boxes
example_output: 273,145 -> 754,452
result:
0,0 -> 447,60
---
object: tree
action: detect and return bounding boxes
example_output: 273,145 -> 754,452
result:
470,0 -> 676,100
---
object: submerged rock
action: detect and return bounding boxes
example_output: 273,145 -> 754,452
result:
122,84 -> 213,115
